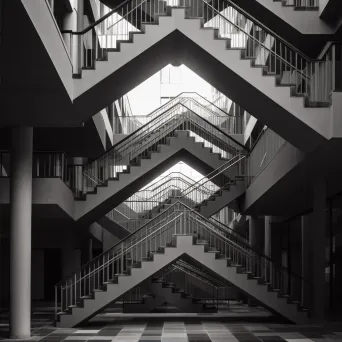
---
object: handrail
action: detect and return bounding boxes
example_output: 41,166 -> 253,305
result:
85,101 -> 247,187
62,0 -> 336,61
184,202 -> 310,284
180,154 -> 245,198
172,264 -> 220,288
55,200 -> 312,317
141,172 -> 207,191
209,217 -> 249,243
55,201 -> 183,285
221,0 -> 332,61
175,260 -> 230,287
138,180 -> 211,201
179,103 -> 248,151
204,1 -> 308,76
61,0 -> 336,62
189,215 -> 253,258
135,175 -> 213,197
86,101 -> 181,164
176,260 -> 229,285
61,0 -> 147,35
60,213 -> 183,289
181,97 -> 228,118
148,92 -> 233,117
105,0 -> 149,31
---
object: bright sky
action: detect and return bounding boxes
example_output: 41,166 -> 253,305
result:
127,64 -> 216,116
140,161 -> 206,190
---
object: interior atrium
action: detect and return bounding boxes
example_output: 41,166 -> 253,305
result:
1,0 -> 342,340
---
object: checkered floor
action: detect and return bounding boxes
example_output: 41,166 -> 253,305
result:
2,321 -> 342,342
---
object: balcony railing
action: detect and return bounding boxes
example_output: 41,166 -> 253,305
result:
278,0 -> 319,9
0,151 -> 69,183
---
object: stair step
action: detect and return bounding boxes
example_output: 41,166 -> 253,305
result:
80,295 -> 93,299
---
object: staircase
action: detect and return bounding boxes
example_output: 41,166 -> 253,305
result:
149,278 -> 207,312
132,154 -> 246,221
122,277 -> 207,313
55,201 -> 311,327
64,1 -> 340,152
70,105 -> 247,225
123,258 -> 231,313
103,155 -> 245,236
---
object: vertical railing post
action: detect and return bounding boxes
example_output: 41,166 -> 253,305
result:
121,243 -> 124,274
54,286 -> 57,321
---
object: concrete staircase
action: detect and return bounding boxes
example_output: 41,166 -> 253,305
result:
74,128 -> 244,226
122,277 -> 210,313
56,233 -> 310,327
139,178 -> 245,220
70,7 -> 333,153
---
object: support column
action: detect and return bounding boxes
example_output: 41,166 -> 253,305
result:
311,177 -> 326,322
88,238 -> 93,262
248,216 -> 264,253
62,3 -> 77,69
248,216 -> 263,306
62,0 -> 83,72
264,216 -> 271,258
264,216 -> 272,286
76,0 -> 84,74
9,127 -> 33,339
301,215 -> 311,310
70,157 -> 87,198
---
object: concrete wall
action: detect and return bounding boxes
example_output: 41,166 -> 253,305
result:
102,229 -> 120,252
244,117 -> 258,145
92,112 -> 109,150
242,142 -> 305,213
255,0 -> 335,34
32,250 -> 45,300
0,211 -> 90,304
0,178 -> 74,218
21,0 -> 73,98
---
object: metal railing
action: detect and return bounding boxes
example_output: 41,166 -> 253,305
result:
112,96 -> 244,136
202,0 -> 339,104
33,152 -> 69,183
179,154 -> 246,206
122,172 -> 214,210
103,152 -> 247,237
149,92 -> 231,117
54,201 -> 311,319
174,259 -> 231,288
276,0 -> 319,9
72,102 -> 245,198
154,262 -> 231,305
209,217 -> 249,245
0,151 -> 68,183
105,154 -> 246,234
61,0 -> 340,105
103,156 -> 244,233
